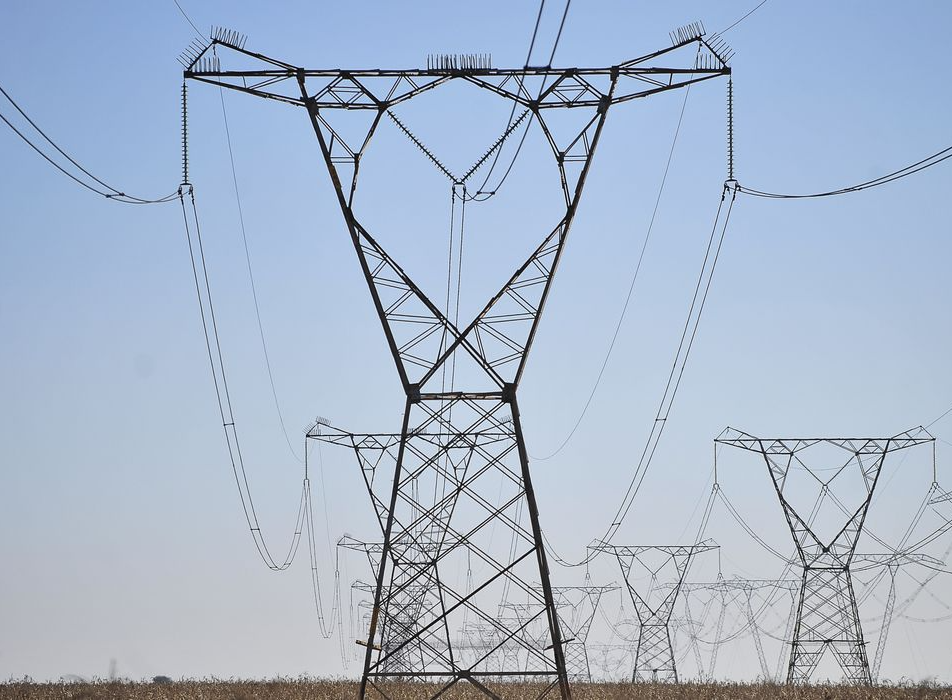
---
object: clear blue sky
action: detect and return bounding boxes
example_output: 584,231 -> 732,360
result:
1,0 -> 950,684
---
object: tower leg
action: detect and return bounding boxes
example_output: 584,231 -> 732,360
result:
788,566 -> 870,685
359,394 -> 570,699
633,621 -> 677,682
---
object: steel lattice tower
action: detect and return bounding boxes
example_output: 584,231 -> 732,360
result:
184,24 -> 730,699
849,553 -> 944,683
496,585 -> 618,682
671,576 -> 800,681
716,427 -> 934,684
589,541 -> 718,682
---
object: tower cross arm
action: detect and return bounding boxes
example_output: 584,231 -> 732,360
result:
305,422 -> 404,450
183,35 -> 730,110
589,539 -> 718,559
715,426 -> 934,457
338,535 -> 386,556
852,552 -> 946,570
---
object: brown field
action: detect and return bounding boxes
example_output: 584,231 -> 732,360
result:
2,681 -> 951,700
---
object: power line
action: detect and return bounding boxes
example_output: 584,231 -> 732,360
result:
603,185 -> 737,542
172,0 -> 203,38
547,183 -> 738,568
217,84 -> 304,464
0,83 -> 178,204
738,143 -> 952,200
468,0 -> 571,202
533,83 -> 692,461
179,185 -> 304,572
927,404 -> 952,429
545,0 -> 572,67
719,0 -> 770,35
465,1 -> 545,201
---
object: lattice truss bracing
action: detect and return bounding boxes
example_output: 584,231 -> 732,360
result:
339,541 -> 621,680
666,577 -> 800,682
930,488 -> 952,506
589,542 -> 718,682
716,428 -> 934,685
184,23 -> 730,700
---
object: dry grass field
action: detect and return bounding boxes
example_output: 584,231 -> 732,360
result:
2,681 -> 951,700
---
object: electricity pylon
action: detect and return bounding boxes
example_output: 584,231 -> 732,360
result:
716,427 -> 934,685
350,580 -> 384,655
338,537 -> 426,668
554,586 -> 618,682
338,535 -> 384,575
497,584 -> 618,682
589,541 -> 718,682
672,576 -> 799,681
184,24 -> 730,699
851,553 -> 944,683
456,620 -> 522,678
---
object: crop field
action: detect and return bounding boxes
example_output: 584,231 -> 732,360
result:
3,682 -> 952,700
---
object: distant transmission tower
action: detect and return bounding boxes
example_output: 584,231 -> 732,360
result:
553,585 -> 618,682
589,541 -> 718,682
184,23 -> 730,699
456,620 -> 521,678
716,428 -> 934,684
497,584 -> 618,682
851,552 -> 945,683
672,576 -> 799,681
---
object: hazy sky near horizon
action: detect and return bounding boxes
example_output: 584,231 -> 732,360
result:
1,0 -> 951,684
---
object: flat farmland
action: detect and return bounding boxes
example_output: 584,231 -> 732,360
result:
3,682 -> 951,700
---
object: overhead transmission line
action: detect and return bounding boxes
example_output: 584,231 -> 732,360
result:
926,403 -> 952,429
217,79 -> 304,464
533,82 -> 693,461
178,185 -> 302,572
0,83 -> 178,205
173,0 -> 203,37
718,0 -> 770,35
174,3 -> 305,456
710,434 -> 952,641
467,0 -> 572,202
555,125 -> 951,570
546,181 -> 739,569
738,143 -> 952,199
178,182 -> 341,636
171,2 -> 340,635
